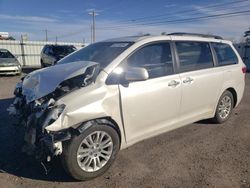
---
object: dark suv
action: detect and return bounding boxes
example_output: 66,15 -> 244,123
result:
40,45 -> 76,67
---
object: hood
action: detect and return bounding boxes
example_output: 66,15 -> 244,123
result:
22,61 -> 99,103
55,54 -> 67,61
0,58 -> 19,67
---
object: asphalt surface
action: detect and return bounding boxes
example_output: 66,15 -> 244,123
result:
0,72 -> 250,188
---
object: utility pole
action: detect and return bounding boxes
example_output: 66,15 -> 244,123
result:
45,29 -> 48,42
88,10 -> 99,43
90,24 -> 93,43
20,34 -> 26,66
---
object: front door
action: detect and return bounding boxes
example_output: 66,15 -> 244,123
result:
118,42 -> 182,145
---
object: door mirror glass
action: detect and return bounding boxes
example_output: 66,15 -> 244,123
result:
125,67 -> 149,82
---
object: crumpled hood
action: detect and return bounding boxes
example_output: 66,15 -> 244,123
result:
0,58 -> 19,67
22,61 -> 99,103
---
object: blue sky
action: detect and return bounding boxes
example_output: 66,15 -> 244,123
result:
0,0 -> 250,43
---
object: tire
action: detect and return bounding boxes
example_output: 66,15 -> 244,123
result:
212,90 -> 234,123
61,122 -> 120,181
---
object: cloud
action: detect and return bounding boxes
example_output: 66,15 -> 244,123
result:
191,1 -> 250,16
93,13 -> 249,42
3,9 -> 250,43
0,14 -> 57,23
164,4 -> 177,8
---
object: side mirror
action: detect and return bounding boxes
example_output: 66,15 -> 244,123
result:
125,67 -> 149,82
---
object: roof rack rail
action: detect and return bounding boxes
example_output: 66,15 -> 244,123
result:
167,32 -> 223,40
128,33 -> 151,37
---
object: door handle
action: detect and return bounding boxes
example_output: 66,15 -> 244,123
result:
168,80 -> 180,87
183,77 -> 194,84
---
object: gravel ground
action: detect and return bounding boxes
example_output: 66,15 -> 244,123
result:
0,72 -> 250,188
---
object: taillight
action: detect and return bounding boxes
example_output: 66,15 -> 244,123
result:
242,66 -> 247,74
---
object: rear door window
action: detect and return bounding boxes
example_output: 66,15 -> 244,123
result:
175,41 -> 214,72
212,43 -> 238,65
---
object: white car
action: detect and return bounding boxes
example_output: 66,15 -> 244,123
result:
0,49 -> 22,75
10,33 -> 246,180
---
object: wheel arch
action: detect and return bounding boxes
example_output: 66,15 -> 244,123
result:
226,87 -> 237,108
73,117 -> 122,149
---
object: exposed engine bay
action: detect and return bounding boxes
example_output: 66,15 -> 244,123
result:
8,61 -> 100,161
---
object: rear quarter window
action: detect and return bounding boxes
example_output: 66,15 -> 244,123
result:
212,43 -> 238,66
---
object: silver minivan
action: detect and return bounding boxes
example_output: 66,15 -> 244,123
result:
9,33 -> 246,180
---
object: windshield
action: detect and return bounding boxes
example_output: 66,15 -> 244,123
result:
0,49 -> 15,59
58,42 -> 134,68
53,46 -> 76,55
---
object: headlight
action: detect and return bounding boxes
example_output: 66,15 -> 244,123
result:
41,104 -> 66,131
14,82 -> 22,96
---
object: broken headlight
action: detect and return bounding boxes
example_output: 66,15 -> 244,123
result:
41,104 -> 66,132
14,82 -> 22,96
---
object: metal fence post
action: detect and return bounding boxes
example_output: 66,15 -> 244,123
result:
20,35 -> 26,66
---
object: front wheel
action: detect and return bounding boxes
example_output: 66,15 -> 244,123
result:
61,123 -> 120,181
212,90 -> 234,123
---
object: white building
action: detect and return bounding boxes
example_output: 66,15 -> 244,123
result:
0,32 -> 9,39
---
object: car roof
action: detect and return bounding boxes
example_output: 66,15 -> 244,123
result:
44,44 -> 75,48
104,34 -> 231,44
104,35 -> 152,42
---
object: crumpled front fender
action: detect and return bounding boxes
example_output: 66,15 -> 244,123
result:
45,81 -> 119,132
43,76 -> 126,148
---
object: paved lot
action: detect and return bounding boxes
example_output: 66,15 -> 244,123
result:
0,73 -> 250,188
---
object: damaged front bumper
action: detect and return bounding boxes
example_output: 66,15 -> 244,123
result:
8,61 -> 101,162
23,126 -> 71,161
8,83 -> 72,161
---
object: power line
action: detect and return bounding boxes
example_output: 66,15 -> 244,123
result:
97,10 -> 250,30
123,3 -> 250,24
49,28 -> 89,41
44,0 -> 250,40
97,1 -> 250,29
58,29 -> 88,38
118,0 -> 249,23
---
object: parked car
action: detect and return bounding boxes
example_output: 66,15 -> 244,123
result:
9,33 -> 246,180
243,45 -> 250,71
0,48 -> 21,75
40,45 -> 76,67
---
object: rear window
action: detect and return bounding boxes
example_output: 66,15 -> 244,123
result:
212,43 -> 238,65
0,49 -> 14,58
53,46 -> 76,55
245,47 -> 250,58
175,41 -> 214,72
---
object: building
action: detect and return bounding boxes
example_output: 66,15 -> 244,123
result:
0,32 -> 9,40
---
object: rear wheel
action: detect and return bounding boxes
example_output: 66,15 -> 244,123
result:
61,123 -> 120,181
212,90 -> 234,123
